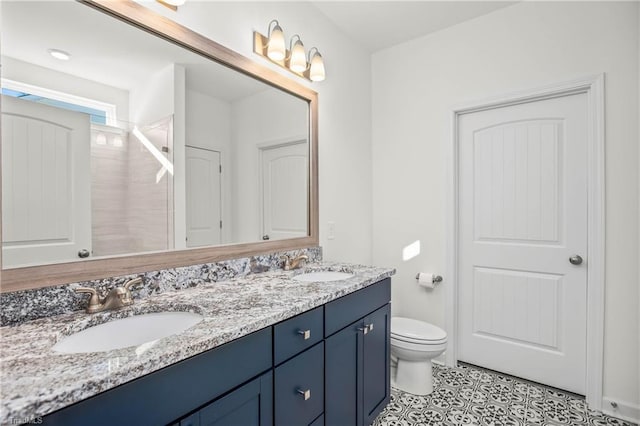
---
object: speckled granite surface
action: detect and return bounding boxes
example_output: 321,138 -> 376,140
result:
0,261 -> 394,424
0,247 -> 322,326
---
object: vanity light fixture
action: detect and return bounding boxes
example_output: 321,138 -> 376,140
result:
266,20 -> 286,61
254,21 -> 326,82
288,35 -> 307,73
307,47 -> 325,82
48,48 -> 71,61
156,0 -> 185,11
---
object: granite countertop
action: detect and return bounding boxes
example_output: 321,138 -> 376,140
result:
0,262 -> 394,424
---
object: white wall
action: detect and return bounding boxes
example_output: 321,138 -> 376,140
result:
230,89 -> 308,243
1,56 -> 129,123
130,63 -> 176,126
637,3 -> 640,416
372,0 -> 639,414
136,0 -> 374,264
185,89 -> 233,243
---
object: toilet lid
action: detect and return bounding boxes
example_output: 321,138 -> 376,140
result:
391,317 -> 447,342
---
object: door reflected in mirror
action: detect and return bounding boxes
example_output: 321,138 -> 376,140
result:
1,1 -> 309,269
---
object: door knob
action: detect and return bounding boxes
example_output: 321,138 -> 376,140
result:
78,249 -> 90,258
569,255 -> 583,265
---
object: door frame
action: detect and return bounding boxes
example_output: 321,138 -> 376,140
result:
445,74 -> 605,408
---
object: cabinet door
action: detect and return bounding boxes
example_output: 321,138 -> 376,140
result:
363,304 -> 391,425
325,320 -> 363,426
198,372 -> 273,426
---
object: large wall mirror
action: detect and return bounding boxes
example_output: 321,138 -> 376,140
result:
0,0 -> 318,292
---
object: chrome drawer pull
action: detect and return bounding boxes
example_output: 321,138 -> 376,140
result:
358,324 -> 374,335
297,329 -> 311,340
297,389 -> 311,400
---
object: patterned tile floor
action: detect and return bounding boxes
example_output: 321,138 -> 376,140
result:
373,363 -> 637,426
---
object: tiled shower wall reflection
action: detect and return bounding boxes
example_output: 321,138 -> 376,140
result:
90,117 -> 173,257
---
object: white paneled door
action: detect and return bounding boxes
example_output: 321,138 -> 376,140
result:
1,96 -> 91,267
185,146 -> 221,247
260,141 -> 308,241
458,93 -> 588,394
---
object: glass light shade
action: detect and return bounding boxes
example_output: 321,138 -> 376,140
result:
309,52 -> 325,82
289,40 -> 307,73
267,25 -> 286,61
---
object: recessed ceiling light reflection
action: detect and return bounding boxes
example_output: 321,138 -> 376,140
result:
48,48 -> 71,61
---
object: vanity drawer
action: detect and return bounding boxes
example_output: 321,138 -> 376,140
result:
324,278 -> 391,337
274,306 -> 323,365
274,342 -> 324,426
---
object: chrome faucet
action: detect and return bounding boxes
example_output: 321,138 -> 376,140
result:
281,254 -> 309,271
74,278 -> 142,314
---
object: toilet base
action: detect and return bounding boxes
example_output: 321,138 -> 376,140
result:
394,359 -> 434,395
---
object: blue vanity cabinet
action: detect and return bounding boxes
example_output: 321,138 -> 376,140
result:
42,328 -> 272,426
325,278 -> 391,426
40,278 -> 392,426
180,372 -> 273,426
274,342 -> 324,425
325,319 -> 362,425
363,304 -> 391,426
273,306 -> 323,365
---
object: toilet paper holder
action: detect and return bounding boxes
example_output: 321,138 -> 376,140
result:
415,273 -> 443,284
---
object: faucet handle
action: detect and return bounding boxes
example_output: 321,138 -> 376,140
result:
123,277 -> 143,292
74,287 -> 101,310
280,255 -> 292,270
112,278 -> 142,306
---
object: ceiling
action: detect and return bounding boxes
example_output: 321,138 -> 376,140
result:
1,1 -> 269,102
1,1 -> 518,100
310,1 -> 517,52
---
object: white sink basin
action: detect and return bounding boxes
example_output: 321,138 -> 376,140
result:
293,271 -> 355,282
53,311 -> 203,354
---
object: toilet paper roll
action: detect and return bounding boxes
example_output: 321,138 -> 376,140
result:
417,272 -> 435,289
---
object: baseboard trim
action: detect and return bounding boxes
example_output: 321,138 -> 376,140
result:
601,397 -> 640,424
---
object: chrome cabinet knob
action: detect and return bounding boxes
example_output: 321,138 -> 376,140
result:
358,323 -> 374,334
78,249 -> 90,258
297,389 -> 311,400
297,329 -> 311,340
262,234 -> 270,240
569,255 -> 583,265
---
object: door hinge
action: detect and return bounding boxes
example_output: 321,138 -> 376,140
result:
219,164 -> 222,173
220,220 -> 223,229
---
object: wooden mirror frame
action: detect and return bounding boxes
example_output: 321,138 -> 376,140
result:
0,0 -> 319,293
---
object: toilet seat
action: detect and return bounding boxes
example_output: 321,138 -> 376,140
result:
391,317 -> 447,345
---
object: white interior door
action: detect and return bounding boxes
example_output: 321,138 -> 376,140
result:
261,141 -> 308,241
2,95 -> 91,267
185,146 -> 221,247
458,93 -> 588,394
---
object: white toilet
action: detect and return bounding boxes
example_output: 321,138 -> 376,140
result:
390,317 -> 447,395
